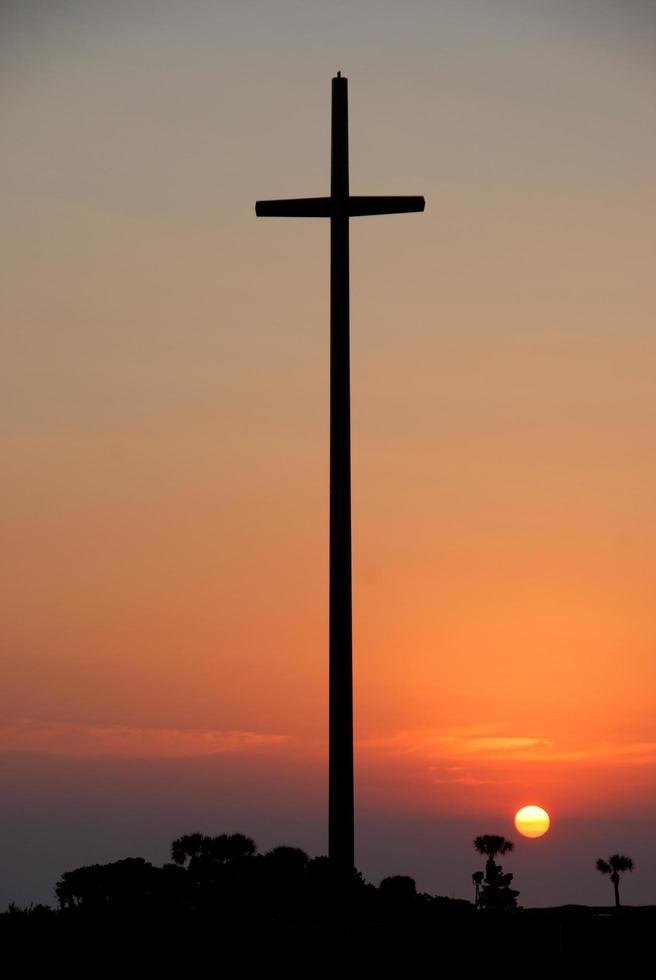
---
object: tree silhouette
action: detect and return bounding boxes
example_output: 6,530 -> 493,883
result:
171,832 -> 256,872
55,858 -> 162,911
596,854 -> 634,908
473,835 -> 514,862
262,846 -> 309,913
379,875 -> 417,900
473,835 -> 519,910
169,832 -> 258,912
264,845 -> 308,875
170,832 -> 204,868
211,833 -> 257,863
472,870 -> 484,909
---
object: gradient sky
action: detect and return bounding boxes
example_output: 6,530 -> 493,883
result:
2,0 -> 656,908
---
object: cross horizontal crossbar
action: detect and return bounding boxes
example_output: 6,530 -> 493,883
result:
255,195 -> 425,218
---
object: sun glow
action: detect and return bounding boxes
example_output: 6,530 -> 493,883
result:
514,805 -> 550,838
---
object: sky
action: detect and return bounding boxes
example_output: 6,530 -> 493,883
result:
2,0 -> 656,908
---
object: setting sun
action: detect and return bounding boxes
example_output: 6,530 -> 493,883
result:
514,805 -> 551,839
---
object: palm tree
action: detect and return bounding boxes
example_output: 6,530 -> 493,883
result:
206,833 -> 257,864
171,832 -> 204,867
473,835 -> 514,864
472,870 -> 484,908
596,854 -> 634,908
171,832 -> 257,868
473,835 -> 518,910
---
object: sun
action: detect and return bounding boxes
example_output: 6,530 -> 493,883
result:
514,805 -> 550,838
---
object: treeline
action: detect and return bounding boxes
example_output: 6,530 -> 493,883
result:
2,833 -> 652,971
3,832 -> 475,971
52,831 -> 468,919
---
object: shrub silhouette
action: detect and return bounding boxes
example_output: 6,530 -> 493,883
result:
379,875 -> 417,900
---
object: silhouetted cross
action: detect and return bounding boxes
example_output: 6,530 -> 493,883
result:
256,74 -> 424,887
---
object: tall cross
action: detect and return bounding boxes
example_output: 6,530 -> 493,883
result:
256,74 -> 424,884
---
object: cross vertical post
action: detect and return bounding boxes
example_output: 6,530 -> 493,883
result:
329,73 -> 354,884
256,75 -> 424,891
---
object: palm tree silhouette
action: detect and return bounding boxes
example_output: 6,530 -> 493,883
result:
472,870 -> 484,908
596,854 -> 634,908
473,835 -> 518,910
171,832 -> 257,869
171,832 -> 204,868
473,835 -> 514,863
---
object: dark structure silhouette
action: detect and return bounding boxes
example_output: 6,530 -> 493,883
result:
256,75 -> 424,886
472,870 -> 484,909
596,854 -> 634,908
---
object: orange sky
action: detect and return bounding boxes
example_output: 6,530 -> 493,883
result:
2,0 -> 656,906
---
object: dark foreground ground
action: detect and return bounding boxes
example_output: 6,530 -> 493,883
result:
3,903 -> 655,975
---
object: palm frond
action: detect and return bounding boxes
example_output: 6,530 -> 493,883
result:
170,832 -> 204,865
609,854 -> 634,873
473,834 -> 514,857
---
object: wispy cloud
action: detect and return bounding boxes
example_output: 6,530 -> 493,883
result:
0,720 -> 290,758
431,775 -> 507,786
359,728 -> 555,760
358,727 -> 656,787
